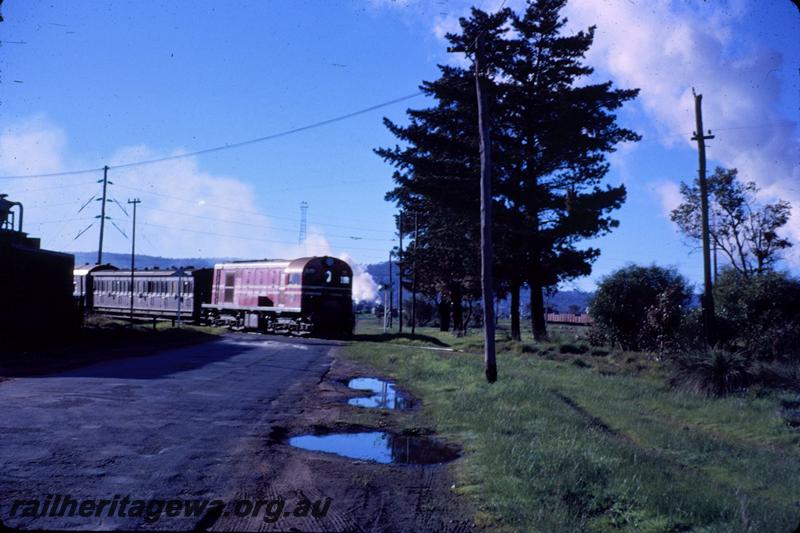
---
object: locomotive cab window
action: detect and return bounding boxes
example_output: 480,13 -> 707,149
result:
340,275 -> 351,285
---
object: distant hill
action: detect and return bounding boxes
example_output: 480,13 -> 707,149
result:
69,252 -> 239,270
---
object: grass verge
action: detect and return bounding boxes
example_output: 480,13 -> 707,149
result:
342,317 -> 800,532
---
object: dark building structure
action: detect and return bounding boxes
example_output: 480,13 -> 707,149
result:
1,194 -> 75,345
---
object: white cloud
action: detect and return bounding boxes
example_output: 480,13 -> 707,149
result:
106,149 -> 271,258
651,180 -> 683,221
562,0 -> 799,263
0,117 -> 382,297
0,115 -> 65,176
376,0 -> 799,265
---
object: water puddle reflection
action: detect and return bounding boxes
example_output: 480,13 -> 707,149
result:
288,431 -> 458,464
347,377 -> 414,410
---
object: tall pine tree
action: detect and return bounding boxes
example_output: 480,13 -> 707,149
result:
377,1 -> 638,340
376,8 -> 511,334
503,0 -> 639,339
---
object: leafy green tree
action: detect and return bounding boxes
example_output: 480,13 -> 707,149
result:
590,265 -> 692,351
671,167 -> 792,277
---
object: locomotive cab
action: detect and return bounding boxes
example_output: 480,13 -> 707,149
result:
292,256 -> 354,337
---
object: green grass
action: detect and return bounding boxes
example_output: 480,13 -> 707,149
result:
343,317 -> 800,532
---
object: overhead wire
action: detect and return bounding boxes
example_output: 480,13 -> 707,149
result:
138,221 -> 394,254
0,92 -> 424,180
112,183 -> 397,235
137,204 -> 394,242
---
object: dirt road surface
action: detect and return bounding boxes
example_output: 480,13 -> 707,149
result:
0,333 -> 471,531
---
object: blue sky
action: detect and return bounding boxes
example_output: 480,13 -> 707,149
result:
1,0 -> 798,295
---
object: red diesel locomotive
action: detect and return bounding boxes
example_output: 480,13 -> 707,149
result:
201,256 -> 355,336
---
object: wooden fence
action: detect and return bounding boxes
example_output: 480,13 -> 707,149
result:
545,313 -> 593,325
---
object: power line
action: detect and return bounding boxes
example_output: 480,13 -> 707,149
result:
33,216 -> 95,225
113,182 -> 396,235
136,204 -> 393,242
0,167 -> 104,180
0,92 -> 424,180
137,221 -> 393,254
2,180 -> 99,193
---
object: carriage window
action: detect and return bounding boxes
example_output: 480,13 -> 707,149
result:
224,272 -> 235,303
340,276 -> 351,285
288,273 -> 301,285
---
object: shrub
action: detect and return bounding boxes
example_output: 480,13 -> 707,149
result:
572,358 -> 590,368
714,269 -> 800,361
585,326 -> 609,347
675,308 -> 705,350
402,297 -> 437,327
559,343 -> 589,355
669,349 -> 754,396
751,361 -> 800,392
590,265 -> 692,351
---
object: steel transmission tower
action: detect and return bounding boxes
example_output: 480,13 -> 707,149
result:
299,201 -> 308,244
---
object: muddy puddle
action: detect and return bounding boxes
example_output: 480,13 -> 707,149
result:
288,431 -> 458,465
347,377 -> 414,410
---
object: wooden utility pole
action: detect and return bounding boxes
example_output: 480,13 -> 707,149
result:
127,198 -> 141,325
398,212 -> 404,334
96,165 -> 110,265
691,89 -> 716,347
411,212 -> 418,335
383,284 -> 389,333
388,250 -> 393,329
475,35 -> 497,383
712,209 -> 718,283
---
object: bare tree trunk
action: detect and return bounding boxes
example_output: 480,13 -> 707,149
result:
463,300 -> 473,337
510,281 -> 521,341
531,279 -> 547,341
438,295 -> 451,332
452,288 -> 464,335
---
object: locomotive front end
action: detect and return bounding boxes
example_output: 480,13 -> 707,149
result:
296,256 -> 355,337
